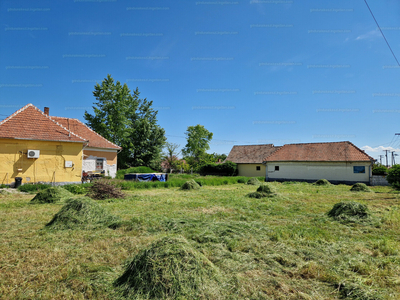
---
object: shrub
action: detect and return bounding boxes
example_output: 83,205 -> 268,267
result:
116,166 -> 156,179
327,201 -> 371,223
387,165 -> 400,189
87,179 -> 125,200
46,197 -> 121,230
30,187 -> 74,204
350,183 -> 372,192
237,178 -> 246,184
180,180 -> 201,190
372,165 -> 388,175
114,236 -> 223,299
314,179 -> 330,186
247,178 -> 260,185
198,161 -> 237,176
18,183 -> 52,193
63,183 -> 91,195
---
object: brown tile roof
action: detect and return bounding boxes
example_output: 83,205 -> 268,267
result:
226,144 -> 280,164
0,104 -> 87,143
51,117 -> 121,150
264,141 -> 374,162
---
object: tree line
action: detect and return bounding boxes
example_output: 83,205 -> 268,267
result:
84,75 -> 227,172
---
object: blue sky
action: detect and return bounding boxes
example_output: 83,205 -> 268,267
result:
1,0 -> 400,163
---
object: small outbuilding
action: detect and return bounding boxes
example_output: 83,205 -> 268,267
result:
225,144 -> 280,177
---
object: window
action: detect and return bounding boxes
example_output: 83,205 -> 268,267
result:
96,159 -> 104,170
353,166 -> 365,173
256,166 -> 261,171
275,166 -> 279,171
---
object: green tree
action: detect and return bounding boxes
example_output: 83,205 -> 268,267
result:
387,164 -> 400,189
182,125 -> 213,163
84,74 -> 166,169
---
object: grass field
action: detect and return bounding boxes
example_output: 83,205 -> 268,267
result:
1,182 -> 399,299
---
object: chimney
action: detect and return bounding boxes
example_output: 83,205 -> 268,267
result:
44,107 -> 49,115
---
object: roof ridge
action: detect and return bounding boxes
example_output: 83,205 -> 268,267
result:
0,103 -> 34,127
346,141 -> 375,161
285,141 -> 349,146
73,118 -> 121,149
31,107 -> 88,142
263,144 -> 284,161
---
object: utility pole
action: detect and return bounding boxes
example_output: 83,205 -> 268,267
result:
379,155 -> 384,165
384,150 -> 390,167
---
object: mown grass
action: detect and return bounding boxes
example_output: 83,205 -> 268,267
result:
0,182 -> 399,299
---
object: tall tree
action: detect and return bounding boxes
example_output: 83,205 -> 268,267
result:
182,124 -> 213,162
84,74 -> 166,169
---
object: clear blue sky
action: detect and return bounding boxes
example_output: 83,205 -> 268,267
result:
1,0 -> 400,163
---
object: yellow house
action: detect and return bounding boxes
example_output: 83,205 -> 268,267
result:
0,104 -> 87,185
225,144 -> 279,177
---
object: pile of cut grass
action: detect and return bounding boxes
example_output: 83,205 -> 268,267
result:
45,197 -> 120,230
248,183 -> 278,198
246,177 -> 260,185
327,201 -> 372,224
350,183 -> 372,192
180,179 -> 201,190
114,236 -> 224,299
30,187 -> 74,204
314,179 -> 330,186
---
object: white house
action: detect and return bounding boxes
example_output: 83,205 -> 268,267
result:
263,141 -> 374,184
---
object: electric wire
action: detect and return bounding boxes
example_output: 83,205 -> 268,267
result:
363,0 -> 400,66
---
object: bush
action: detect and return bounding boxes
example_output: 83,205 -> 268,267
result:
114,236 -> 223,299
18,183 -> 52,193
46,197 -> 121,230
116,166 -> 156,179
314,179 -> 330,186
327,201 -> 371,223
180,180 -> 201,190
63,183 -> 91,195
247,178 -> 260,185
198,161 -> 237,176
87,180 -> 125,200
387,165 -> 400,189
350,183 -> 372,192
372,165 -> 388,175
237,178 -> 246,184
30,187 -> 74,204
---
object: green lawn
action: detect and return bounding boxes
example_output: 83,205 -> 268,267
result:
0,182 -> 399,299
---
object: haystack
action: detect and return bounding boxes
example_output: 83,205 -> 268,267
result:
180,180 -> 201,190
30,187 -> 74,204
114,236 -> 223,299
327,201 -> 371,223
314,179 -> 330,186
350,183 -> 372,192
248,183 -> 278,198
246,178 -> 260,185
46,197 -> 120,230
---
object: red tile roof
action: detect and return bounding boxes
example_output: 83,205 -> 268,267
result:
0,104 -> 87,143
226,144 -> 280,163
264,141 -> 374,162
51,117 -> 121,150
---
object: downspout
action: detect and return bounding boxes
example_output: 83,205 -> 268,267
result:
262,161 -> 268,182
82,141 -> 89,179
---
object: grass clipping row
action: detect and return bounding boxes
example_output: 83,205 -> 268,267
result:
30,187 -> 74,204
114,236 -> 224,299
46,197 -> 120,230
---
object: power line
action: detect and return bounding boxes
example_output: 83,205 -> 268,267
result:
363,0 -> 400,66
